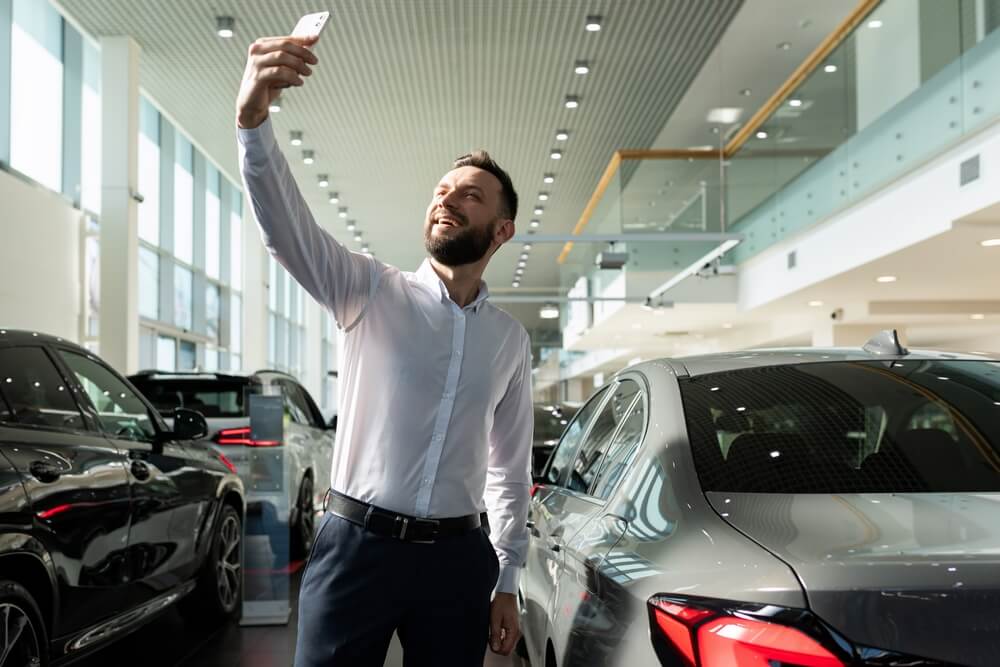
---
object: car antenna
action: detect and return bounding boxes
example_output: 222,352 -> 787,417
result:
862,329 -> 909,356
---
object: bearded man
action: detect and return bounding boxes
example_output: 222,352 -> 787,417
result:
235,33 -> 533,667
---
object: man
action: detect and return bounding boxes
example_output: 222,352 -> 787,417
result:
235,34 -> 533,666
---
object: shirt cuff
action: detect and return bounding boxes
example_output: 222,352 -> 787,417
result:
237,115 -> 277,155
495,563 -> 520,595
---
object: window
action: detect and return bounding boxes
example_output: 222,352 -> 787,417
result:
10,0 -> 63,192
591,393 -> 646,500
545,385 -> 610,486
58,350 -> 157,442
230,191 -> 243,290
230,293 -> 242,355
0,347 -> 85,431
205,284 -> 220,341
277,380 -> 310,425
174,135 -> 194,264
80,37 -> 101,214
567,380 -> 640,494
139,247 -> 159,320
178,340 -> 196,371
129,377 -> 258,418
156,335 -> 176,371
205,167 -> 221,280
681,361 -> 1000,493
174,265 -> 193,330
138,98 -> 161,245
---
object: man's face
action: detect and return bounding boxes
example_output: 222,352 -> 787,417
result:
424,166 -> 507,267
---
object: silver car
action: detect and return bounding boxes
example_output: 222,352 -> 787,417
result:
129,370 -> 335,562
519,333 -> 1000,667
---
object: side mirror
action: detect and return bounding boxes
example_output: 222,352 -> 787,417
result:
173,408 -> 208,441
326,414 -> 338,431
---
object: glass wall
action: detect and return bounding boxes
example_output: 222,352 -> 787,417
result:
267,255 -> 306,377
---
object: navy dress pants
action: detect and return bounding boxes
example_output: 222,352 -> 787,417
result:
293,512 -> 500,666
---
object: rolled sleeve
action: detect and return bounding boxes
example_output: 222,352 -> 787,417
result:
484,332 -> 534,594
238,117 -> 380,330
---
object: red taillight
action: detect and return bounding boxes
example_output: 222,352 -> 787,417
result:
217,453 -> 238,474
649,597 -> 844,667
530,483 -> 543,498
213,426 -> 280,447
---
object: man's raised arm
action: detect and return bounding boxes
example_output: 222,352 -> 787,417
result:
236,36 -> 378,330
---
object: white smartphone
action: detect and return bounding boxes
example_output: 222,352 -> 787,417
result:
292,11 -> 331,40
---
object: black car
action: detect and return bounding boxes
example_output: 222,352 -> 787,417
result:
0,330 -> 245,666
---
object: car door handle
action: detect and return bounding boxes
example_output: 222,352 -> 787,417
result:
548,540 -> 562,553
130,460 -> 151,481
526,520 -> 535,529
29,461 -> 61,483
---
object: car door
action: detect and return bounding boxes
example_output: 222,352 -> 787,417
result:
53,347 -> 201,604
523,384 -> 611,659
290,380 -> 334,514
272,377 -> 312,500
555,378 -> 647,666
0,343 -> 133,635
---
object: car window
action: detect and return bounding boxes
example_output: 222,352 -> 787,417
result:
58,350 -> 158,442
292,382 -> 324,428
567,380 -> 641,495
590,392 -> 645,500
0,346 -> 87,431
129,377 -> 258,418
545,386 -> 610,486
681,360 -> 1000,493
277,380 -> 310,425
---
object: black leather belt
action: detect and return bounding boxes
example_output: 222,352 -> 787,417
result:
324,489 -> 482,544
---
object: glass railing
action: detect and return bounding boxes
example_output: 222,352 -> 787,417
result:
727,0 -> 1000,260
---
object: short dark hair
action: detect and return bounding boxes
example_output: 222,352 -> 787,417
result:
452,150 -> 518,222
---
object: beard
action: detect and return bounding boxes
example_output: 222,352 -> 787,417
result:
424,214 -> 497,267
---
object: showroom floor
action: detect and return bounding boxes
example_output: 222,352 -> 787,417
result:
73,533 -> 528,667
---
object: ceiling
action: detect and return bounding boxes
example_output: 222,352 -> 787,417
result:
54,0 -> 859,332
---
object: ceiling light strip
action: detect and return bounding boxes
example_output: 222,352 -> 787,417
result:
725,0 -> 881,156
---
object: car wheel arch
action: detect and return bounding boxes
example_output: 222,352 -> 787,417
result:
0,551 -> 59,637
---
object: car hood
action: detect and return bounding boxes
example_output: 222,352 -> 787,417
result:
707,492 -> 1000,667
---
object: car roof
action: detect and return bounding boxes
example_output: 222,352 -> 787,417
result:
646,346 -> 999,378
128,368 -> 299,383
0,328 -> 89,351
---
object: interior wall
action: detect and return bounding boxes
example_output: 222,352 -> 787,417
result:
0,168 -> 82,341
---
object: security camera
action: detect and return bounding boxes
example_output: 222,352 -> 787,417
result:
830,308 -> 844,321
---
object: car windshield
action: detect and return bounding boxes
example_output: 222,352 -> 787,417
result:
680,360 -> 1000,493
130,378 -> 259,419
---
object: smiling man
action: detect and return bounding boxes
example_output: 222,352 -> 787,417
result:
235,34 -> 533,667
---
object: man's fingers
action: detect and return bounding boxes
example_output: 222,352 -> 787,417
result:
248,37 -> 319,64
255,65 -> 304,87
489,614 -> 503,652
260,50 -> 313,77
499,615 -> 520,655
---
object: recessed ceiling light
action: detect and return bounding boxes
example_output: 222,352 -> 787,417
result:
722,323 -> 734,329
519,253 -> 529,261
876,275 -> 897,283
564,96 -> 580,110
518,261 -> 526,268
971,313 -> 986,320
824,64 -> 838,73
707,107 -> 743,124
361,244 -> 370,253
788,98 -> 803,108
756,130 -> 768,139
317,174 -> 329,188
868,19 -> 883,28
523,244 -> 532,251
574,60 -> 590,75
981,238 -> 1000,247
328,192 -> 339,204
216,16 -> 235,38
338,207 -> 348,218
777,41 -> 791,50
346,222 -> 356,232
302,150 -> 315,165
539,303 -> 560,319
808,300 -> 824,307
584,15 -> 602,32
534,207 -> 544,215
353,233 -> 363,243
740,88 -> 752,97
543,173 -> 555,184
512,281 -> 521,288
555,130 -> 569,141
550,149 -> 563,160
290,130 -> 303,146
538,192 -> 549,201
269,99 -> 282,113
530,219 -> 540,228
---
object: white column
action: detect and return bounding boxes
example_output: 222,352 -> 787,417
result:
99,36 -> 141,373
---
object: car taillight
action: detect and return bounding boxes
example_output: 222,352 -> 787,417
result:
530,483 -> 543,498
213,426 -> 280,447
649,596 -> 845,667
217,453 -> 238,474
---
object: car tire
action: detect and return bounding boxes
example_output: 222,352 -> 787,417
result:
0,579 -> 48,667
183,504 -> 242,624
290,475 -> 315,562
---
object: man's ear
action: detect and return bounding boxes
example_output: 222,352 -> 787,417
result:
495,219 -> 515,246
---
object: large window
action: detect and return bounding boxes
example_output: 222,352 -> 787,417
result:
205,166 -> 221,280
173,135 -> 194,264
173,264 -> 193,330
80,38 -> 101,214
138,98 -> 161,245
9,0 -> 63,192
138,247 -> 159,320
230,190 -> 243,290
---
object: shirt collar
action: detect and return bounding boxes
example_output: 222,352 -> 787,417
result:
416,259 -> 490,313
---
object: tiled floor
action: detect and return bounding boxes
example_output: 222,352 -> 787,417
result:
73,534 -> 529,666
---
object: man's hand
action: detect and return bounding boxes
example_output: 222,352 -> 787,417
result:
236,35 -> 318,129
489,592 -> 520,656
